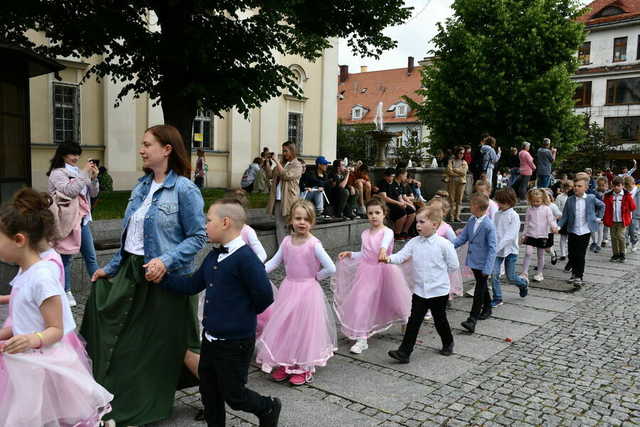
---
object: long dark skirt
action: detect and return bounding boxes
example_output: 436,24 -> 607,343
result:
80,255 -> 200,426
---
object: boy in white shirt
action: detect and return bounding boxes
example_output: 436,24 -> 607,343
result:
491,188 -> 529,307
383,207 -> 459,362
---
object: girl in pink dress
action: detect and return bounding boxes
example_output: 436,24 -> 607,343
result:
256,200 -> 337,386
0,188 -> 113,427
333,198 -> 411,354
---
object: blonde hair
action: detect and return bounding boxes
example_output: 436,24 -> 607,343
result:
427,197 -> 450,218
211,199 -> 246,230
527,188 -> 550,206
288,199 -> 316,225
470,193 -> 489,211
474,179 -> 492,193
416,206 -> 440,222
623,175 -> 635,188
224,189 -> 249,209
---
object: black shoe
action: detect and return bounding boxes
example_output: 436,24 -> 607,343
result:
559,256 -> 567,261
194,409 -> 205,421
440,343 -> 454,356
572,278 -> 584,290
388,349 -> 410,364
461,318 -> 476,333
563,263 -> 572,272
259,397 -> 282,427
610,255 -> 619,262
551,250 -> 558,265
519,282 -> 529,298
619,255 -> 626,263
479,311 -> 492,320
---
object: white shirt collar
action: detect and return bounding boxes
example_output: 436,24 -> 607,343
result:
419,233 -> 437,242
475,214 -> 487,223
576,193 -> 587,200
220,235 -> 245,253
65,163 -> 80,176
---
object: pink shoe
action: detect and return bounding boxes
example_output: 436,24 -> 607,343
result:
271,366 -> 288,382
289,371 -> 312,386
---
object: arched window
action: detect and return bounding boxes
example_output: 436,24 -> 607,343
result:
395,102 -> 409,118
352,105 -> 367,120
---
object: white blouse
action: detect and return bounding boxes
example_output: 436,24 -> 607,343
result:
124,180 -> 163,255
10,261 -> 76,336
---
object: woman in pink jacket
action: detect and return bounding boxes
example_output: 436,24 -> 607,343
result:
47,142 -> 100,307
517,141 -> 536,201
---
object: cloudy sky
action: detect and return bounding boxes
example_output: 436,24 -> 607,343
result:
338,0 -> 594,72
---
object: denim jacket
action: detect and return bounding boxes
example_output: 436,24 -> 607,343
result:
103,170 -> 207,277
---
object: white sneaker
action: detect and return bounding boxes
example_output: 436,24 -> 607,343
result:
464,289 -> 475,297
66,291 -> 77,307
632,243 -> 639,252
532,273 -> 544,282
350,339 -> 368,354
424,310 -> 433,320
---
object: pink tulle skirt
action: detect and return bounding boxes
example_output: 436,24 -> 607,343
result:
0,332 -> 113,427
332,258 -> 411,339
256,277 -> 337,374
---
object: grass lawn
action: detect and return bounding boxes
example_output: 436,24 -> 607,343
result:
92,189 -> 269,220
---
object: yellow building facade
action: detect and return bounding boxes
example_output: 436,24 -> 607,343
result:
27,30 -> 338,191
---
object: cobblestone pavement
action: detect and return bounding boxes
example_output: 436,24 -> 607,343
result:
65,239 -> 640,427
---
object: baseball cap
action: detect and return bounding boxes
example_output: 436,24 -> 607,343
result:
316,156 -> 331,165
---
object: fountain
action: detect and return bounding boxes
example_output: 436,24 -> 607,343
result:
368,102 -> 401,167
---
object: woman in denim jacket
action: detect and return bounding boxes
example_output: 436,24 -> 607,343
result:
80,125 -> 207,427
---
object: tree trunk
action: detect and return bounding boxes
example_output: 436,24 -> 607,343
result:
161,89 -> 197,155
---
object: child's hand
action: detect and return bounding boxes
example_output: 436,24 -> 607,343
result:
551,227 -> 559,234
378,248 -> 388,263
520,236 -> 526,244
0,295 -> 10,305
2,333 -> 40,354
338,251 -> 351,260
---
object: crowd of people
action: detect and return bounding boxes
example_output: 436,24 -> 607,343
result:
1,124 -> 640,427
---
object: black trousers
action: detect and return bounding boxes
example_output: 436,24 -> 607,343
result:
330,187 -> 356,217
568,232 -> 590,279
399,294 -> 452,355
471,269 -> 492,319
199,335 -> 271,427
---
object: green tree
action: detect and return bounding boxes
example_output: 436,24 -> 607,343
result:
393,135 -> 430,166
336,122 -> 376,165
1,0 -> 411,148
557,118 -> 613,174
409,0 -> 586,156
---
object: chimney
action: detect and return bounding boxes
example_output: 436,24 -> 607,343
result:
360,65 -> 368,73
339,65 -> 349,83
408,56 -> 415,75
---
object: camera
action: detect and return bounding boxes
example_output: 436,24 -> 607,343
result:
89,159 -> 100,167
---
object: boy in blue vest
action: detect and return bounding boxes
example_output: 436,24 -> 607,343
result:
159,199 -> 281,427
454,193 -> 497,333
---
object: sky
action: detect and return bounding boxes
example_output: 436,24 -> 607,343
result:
338,0 -> 594,72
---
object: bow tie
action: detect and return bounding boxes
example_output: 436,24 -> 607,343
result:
214,246 -> 229,255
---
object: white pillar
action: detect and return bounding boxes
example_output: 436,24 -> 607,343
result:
320,41 -> 338,159
228,109 -> 252,187
259,96 -> 280,153
103,78 -> 138,190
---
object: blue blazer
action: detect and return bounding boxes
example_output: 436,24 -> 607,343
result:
454,216 -> 497,276
558,194 -> 605,234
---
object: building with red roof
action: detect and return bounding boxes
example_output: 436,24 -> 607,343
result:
337,57 -> 428,159
573,0 -> 640,163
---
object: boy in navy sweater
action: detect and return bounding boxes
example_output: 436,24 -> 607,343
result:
160,199 -> 281,427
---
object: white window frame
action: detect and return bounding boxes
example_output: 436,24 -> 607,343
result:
192,109 -> 213,150
52,82 -> 81,143
352,107 -> 363,120
395,103 -> 408,118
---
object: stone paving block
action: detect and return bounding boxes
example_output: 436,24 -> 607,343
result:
500,290 -> 576,312
489,304 -> 560,326
445,309 -> 538,340
228,372 -> 378,426
411,327 -> 510,361
311,355 -> 432,413
343,340 -> 474,384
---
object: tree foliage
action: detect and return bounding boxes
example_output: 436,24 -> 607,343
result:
557,118 -> 614,174
393,135 -> 430,166
336,122 -> 376,165
410,0 -> 586,156
1,0 -> 411,148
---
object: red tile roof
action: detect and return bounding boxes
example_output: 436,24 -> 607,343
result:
578,0 -> 640,25
337,67 -> 423,125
